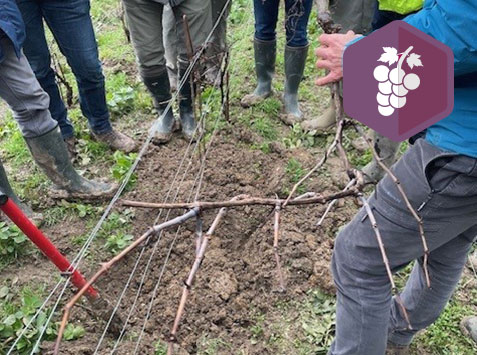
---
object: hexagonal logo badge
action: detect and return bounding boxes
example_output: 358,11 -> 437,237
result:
343,20 -> 454,142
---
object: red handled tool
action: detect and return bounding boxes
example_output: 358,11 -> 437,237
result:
0,190 -> 99,300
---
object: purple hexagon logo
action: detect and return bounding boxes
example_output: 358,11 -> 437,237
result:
343,20 -> 454,142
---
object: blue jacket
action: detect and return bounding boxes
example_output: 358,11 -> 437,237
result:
404,0 -> 477,157
0,0 -> 25,63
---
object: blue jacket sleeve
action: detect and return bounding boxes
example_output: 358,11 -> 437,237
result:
403,0 -> 477,76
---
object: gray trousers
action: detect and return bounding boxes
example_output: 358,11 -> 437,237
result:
122,0 -> 212,78
330,138 -> 477,354
0,37 -> 56,138
330,0 -> 375,34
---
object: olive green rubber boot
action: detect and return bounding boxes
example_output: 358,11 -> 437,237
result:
282,44 -> 309,125
25,127 -> 117,201
362,132 -> 401,183
301,104 -> 336,131
241,38 -> 276,107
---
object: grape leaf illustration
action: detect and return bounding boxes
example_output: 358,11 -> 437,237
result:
407,53 -> 423,69
378,47 -> 399,66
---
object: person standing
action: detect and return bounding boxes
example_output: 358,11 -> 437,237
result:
313,0 -> 477,354
240,0 -> 313,125
122,0 -> 212,144
0,0 -> 116,223
300,0 -> 375,131
15,0 -> 137,160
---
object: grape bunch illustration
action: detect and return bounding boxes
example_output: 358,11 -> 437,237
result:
373,46 -> 423,116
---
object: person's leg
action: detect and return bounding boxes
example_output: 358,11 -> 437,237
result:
281,0 -> 312,124
123,0 -> 176,144
163,4 -> 178,90
387,225 -> 476,347
40,0 -> 135,152
173,0 -> 212,139
15,0 -> 74,140
303,0 -> 375,130
0,37 -> 116,201
240,0 -> 279,108
330,139 -> 477,355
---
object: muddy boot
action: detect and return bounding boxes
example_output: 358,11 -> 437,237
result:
178,60 -> 199,141
0,159 -> 43,225
386,342 -> 410,355
92,129 -> 137,153
301,104 -> 336,131
461,316 -> 477,344
362,132 -> 401,183
143,71 -> 177,144
167,65 -> 178,92
25,127 -> 117,201
241,38 -> 276,108
281,44 -> 309,125
64,136 -> 78,163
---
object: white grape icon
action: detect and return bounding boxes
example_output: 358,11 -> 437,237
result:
373,46 -> 423,116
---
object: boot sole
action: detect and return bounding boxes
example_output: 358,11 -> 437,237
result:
49,185 -> 118,202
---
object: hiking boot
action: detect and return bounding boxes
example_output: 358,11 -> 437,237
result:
92,129 -> 137,153
0,159 -> 43,226
178,58 -> 200,141
461,316 -> 477,343
25,126 -> 117,201
362,132 -> 401,183
64,136 -> 78,162
301,104 -> 336,131
143,70 -> 177,144
281,44 -> 309,125
386,342 -> 410,355
241,38 -> 276,108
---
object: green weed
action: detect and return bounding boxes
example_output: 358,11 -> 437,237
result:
104,233 -> 134,254
0,223 -> 29,266
111,151 -> 138,188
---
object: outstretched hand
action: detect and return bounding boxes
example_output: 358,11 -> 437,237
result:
315,31 -> 362,86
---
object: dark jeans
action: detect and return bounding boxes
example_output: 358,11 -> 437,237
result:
253,0 -> 313,47
16,0 -> 112,138
330,139 -> 477,354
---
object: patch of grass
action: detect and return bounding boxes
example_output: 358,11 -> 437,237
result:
197,336 -> 232,355
416,300 -> 477,354
154,339 -> 167,355
110,150 -> 138,188
0,284 -> 57,354
104,233 -> 134,254
0,223 -> 29,267
283,123 -> 316,149
283,158 -> 307,195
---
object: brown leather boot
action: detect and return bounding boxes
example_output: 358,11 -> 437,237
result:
92,129 -> 137,153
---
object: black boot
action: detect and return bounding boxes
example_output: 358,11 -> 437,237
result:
25,126 -> 117,201
178,59 -> 198,141
241,38 -> 276,107
0,159 -> 43,225
143,70 -> 177,144
282,44 -> 309,124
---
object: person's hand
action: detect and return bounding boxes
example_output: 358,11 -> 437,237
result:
315,31 -> 362,86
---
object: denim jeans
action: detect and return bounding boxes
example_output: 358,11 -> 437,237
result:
329,139 -> 477,354
16,0 -> 112,138
253,0 -> 313,47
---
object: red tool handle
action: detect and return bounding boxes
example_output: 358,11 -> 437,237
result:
0,196 -> 98,299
